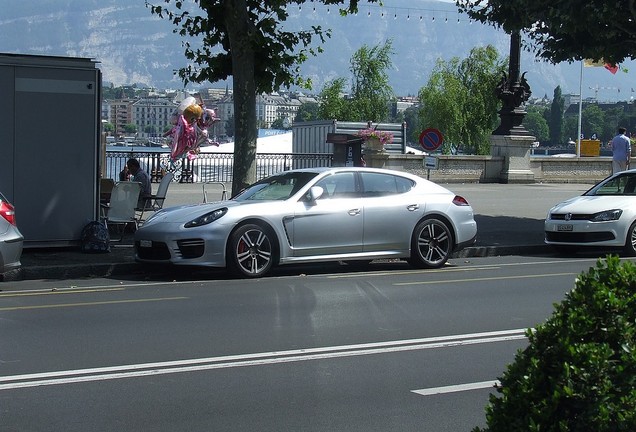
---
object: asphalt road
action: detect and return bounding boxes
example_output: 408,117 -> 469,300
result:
0,254 -> 619,431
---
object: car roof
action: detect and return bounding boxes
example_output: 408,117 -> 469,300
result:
282,166 -> 420,179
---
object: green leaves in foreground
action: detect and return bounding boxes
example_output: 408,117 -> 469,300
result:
475,255 -> 636,431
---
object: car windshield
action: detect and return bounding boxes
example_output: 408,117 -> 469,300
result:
585,173 -> 636,196
233,172 -> 320,201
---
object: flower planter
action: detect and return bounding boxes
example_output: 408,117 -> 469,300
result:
364,137 -> 385,152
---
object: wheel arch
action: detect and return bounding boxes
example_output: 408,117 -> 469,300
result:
226,218 -> 281,265
414,212 -> 457,249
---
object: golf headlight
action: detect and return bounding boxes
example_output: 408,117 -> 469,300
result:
184,208 -> 228,228
590,209 -> 622,222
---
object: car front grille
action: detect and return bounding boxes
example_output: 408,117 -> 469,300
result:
136,241 -> 171,260
177,238 -> 205,259
550,213 -> 594,221
546,231 -> 616,243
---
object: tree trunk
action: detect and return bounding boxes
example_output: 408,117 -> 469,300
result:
224,0 -> 257,197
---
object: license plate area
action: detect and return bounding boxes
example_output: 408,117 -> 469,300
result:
139,239 -> 152,248
557,224 -> 573,232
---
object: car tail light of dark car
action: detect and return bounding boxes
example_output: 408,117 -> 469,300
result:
452,195 -> 470,206
0,199 -> 17,226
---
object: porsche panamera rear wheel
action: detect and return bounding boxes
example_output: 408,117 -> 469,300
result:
408,218 -> 453,269
228,223 -> 275,277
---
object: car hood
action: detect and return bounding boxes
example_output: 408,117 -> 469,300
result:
550,195 -> 635,214
142,200 -> 246,225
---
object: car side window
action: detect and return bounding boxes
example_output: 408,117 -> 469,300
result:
314,172 -> 358,199
360,172 -> 413,197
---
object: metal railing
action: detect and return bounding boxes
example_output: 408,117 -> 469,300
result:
104,150 -> 333,183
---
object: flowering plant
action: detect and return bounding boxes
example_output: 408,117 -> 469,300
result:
357,128 -> 394,145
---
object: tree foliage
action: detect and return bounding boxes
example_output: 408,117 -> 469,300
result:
318,77 -> 348,120
316,40 -> 395,123
418,45 -> 505,155
146,0 -> 377,196
294,102 -> 320,122
523,107 -> 549,143
474,256 -> 636,431
348,39 -> 395,122
456,0 -> 636,65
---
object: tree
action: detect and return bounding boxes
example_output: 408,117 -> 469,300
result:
456,0 -> 635,65
295,102 -> 320,122
418,45 -> 506,155
523,106 -> 549,143
348,39 -> 395,122
317,77 -> 349,120
548,86 -> 564,145
123,123 -> 137,134
147,0 -> 378,196
581,104 -> 606,139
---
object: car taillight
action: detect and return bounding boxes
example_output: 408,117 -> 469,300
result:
452,195 -> 470,206
0,200 -> 16,226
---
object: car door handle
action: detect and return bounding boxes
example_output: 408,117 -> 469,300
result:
348,208 -> 361,216
407,204 -> 420,211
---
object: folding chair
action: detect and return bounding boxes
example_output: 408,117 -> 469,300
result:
136,172 -> 174,222
101,181 -> 142,241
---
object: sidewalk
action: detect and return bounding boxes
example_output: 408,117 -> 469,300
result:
11,182 -> 592,282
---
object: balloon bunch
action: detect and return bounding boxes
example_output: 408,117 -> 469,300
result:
164,96 -> 220,161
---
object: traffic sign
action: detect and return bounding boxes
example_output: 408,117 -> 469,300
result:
419,128 -> 443,152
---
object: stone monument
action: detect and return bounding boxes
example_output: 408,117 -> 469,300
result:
490,31 -> 536,183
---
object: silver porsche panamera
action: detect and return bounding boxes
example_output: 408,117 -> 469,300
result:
134,167 -> 477,277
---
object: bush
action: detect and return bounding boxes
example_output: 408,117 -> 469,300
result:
475,255 -> 636,431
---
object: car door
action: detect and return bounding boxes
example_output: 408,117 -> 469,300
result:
359,172 -> 422,252
287,172 -> 363,257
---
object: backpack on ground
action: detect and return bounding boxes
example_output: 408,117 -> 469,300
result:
80,221 -> 111,253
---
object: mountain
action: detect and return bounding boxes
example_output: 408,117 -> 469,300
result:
2,0 -> 634,102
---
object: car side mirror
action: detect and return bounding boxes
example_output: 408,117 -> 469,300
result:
307,186 -> 324,202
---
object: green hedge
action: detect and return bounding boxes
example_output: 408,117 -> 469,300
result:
475,255 -> 636,431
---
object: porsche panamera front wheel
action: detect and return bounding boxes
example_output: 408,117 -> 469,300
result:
228,223 -> 275,278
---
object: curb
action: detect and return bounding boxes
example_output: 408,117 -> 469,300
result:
4,244 -> 553,282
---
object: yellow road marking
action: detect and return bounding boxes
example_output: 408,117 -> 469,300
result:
394,272 -> 577,286
0,297 -> 188,311
0,288 -> 126,298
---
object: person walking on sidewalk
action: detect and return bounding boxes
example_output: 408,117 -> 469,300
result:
611,127 -> 631,174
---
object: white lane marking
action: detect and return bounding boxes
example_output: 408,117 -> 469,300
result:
394,272 -> 576,286
0,329 -> 527,390
412,380 -> 500,396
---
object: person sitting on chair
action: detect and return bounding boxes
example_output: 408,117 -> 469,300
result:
126,158 -> 152,208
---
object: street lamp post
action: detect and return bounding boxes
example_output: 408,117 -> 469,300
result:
493,31 -> 532,136
490,30 -> 536,183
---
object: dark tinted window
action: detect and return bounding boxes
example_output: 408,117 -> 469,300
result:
360,172 -> 413,197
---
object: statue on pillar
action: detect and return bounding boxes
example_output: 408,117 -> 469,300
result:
492,31 -> 532,136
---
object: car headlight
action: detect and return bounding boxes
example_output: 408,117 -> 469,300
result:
184,208 -> 228,228
590,209 -> 622,222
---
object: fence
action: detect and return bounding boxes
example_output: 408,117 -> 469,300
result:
104,150 -> 333,183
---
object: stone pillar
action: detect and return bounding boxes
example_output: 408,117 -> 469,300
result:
364,151 -> 389,168
490,134 -> 536,183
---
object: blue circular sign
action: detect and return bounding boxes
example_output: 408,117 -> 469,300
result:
419,128 -> 443,151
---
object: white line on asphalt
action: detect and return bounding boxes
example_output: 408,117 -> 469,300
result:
411,380 -> 501,396
394,272 -> 577,286
0,329 -> 527,391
